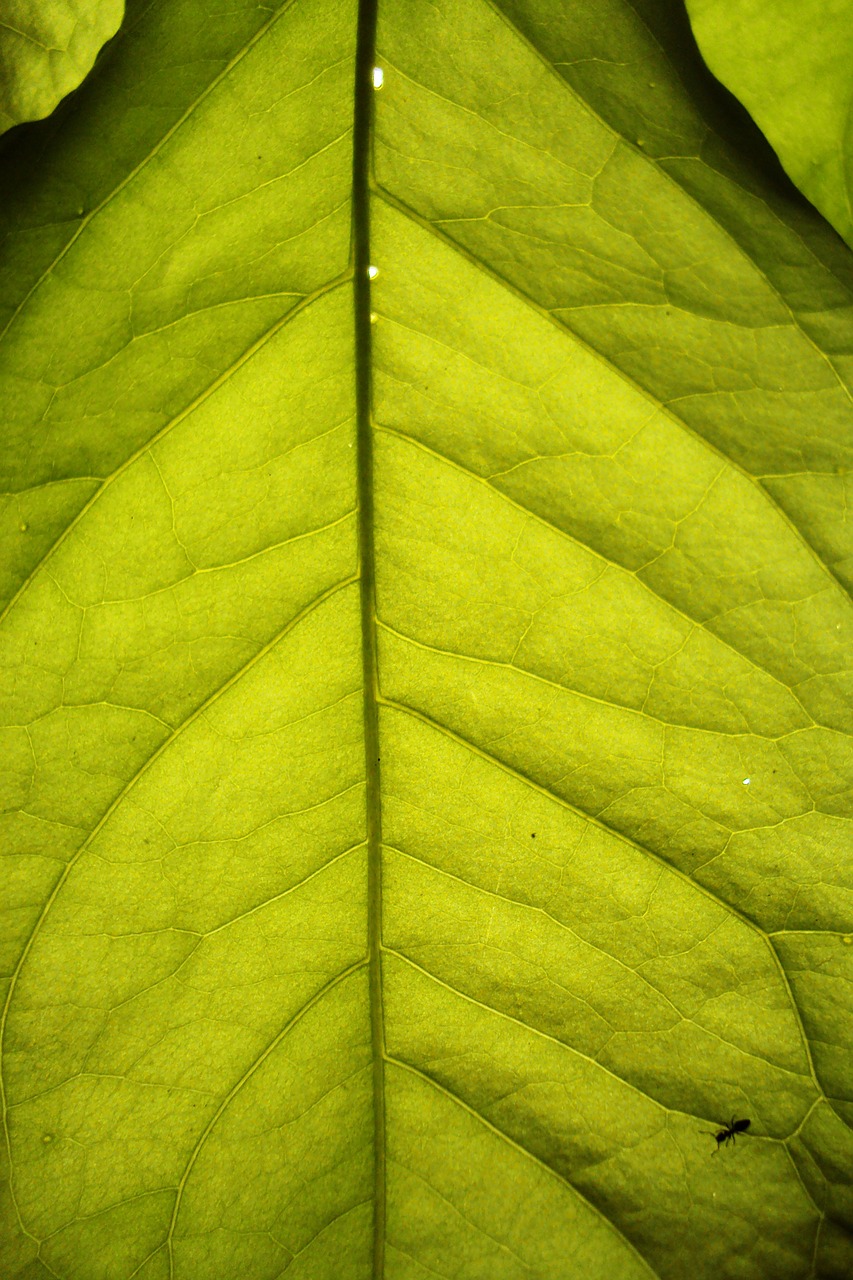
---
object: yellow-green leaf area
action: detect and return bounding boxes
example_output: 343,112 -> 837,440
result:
686,0 -> 853,248
0,0 -> 124,134
1,0 -> 853,1277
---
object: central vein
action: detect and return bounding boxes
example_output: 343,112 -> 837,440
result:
351,0 -> 385,1274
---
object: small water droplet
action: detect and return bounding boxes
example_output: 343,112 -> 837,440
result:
369,312 -> 378,324
367,265 -> 379,279
372,67 -> 384,89
742,778 -> 751,786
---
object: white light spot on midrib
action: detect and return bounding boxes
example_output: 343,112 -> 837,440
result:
372,67 -> 384,89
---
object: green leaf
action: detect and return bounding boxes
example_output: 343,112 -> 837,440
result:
1,0 -> 852,1277
685,0 -> 853,249
0,0 -> 124,135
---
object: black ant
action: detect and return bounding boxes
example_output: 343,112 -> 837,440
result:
704,1116 -> 750,1153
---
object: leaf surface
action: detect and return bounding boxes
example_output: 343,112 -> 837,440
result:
0,0 -> 124,134
685,0 -> 853,249
1,1 -> 852,1278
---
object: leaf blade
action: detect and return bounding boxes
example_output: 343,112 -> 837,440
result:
1,0 -> 852,1276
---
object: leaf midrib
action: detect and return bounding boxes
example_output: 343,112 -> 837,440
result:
351,1 -> 385,1275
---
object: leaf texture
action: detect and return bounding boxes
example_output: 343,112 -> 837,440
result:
685,0 -> 853,250
0,0 -> 852,1277
0,0 -> 124,134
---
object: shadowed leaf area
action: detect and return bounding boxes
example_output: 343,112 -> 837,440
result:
686,0 -> 853,251
0,0 -> 852,1277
